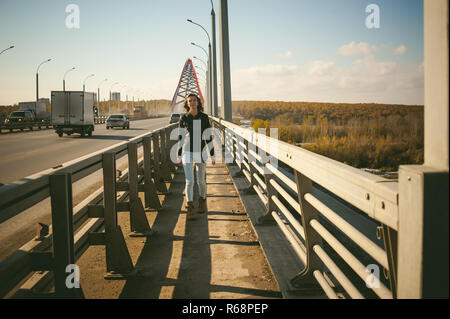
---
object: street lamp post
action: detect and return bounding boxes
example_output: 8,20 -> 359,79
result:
191,41 -> 212,113
210,0 -> 219,117
36,58 -> 52,102
188,18 -> 214,115
63,67 -> 76,91
0,45 -> 14,55
98,78 -> 108,114
83,74 -> 95,92
218,0 -> 232,121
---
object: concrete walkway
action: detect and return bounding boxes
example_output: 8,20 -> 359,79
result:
75,162 -> 281,299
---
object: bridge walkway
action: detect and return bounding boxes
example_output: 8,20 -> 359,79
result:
74,161 -> 282,299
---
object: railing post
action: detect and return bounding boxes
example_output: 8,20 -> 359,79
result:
159,129 -> 171,181
257,168 -> 277,224
245,139 -> 257,193
152,133 -> 168,193
50,172 -> 84,298
165,126 -> 176,173
290,170 -> 323,289
102,152 -> 134,278
128,142 -> 153,237
143,136 -> 162,210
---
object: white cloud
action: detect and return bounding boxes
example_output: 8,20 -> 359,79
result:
278,51 -> 293,58
231,56 -> 423,105
338,41 -> 378,57
393,45 -> 408,55
308,60 -> 335,76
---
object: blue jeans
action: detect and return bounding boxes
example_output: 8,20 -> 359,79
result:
182,153 -> 207,202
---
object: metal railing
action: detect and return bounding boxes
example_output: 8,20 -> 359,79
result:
211,116 -> 399,299
0,120 -> 53,134
0,123 -> 177,298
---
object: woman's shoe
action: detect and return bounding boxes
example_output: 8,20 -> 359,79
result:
198,197 -> 207,214
186,201 -> 196,220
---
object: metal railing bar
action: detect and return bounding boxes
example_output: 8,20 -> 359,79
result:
242,169 -> 252,184
269,179 -> 301,216
305,193 -> 389,269
310,219 -> 393,299
313,245 -> 365,299
254,185 -> 268,207
266,163 -> 298,194
272,196 -> 305,240
271,211 -> 307,265
313,270 -> 339,299
253,173 -> 267,192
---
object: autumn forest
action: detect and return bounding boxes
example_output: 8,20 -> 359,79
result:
233,101 -> 424,172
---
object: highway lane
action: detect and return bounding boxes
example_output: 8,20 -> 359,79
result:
0,116 -> 170,184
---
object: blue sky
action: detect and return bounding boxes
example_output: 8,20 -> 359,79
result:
0,0 -> 424,105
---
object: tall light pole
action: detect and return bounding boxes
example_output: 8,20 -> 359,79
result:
109,82 -> 119,114
0,45 -> 14,55
63,67 -> 76,91
36,58 -> 52,102
210,0 -> 219,117
97,78 -> 108,114
188,18 -> 214,115
191,41 -> 211,113
83,74 -> 95,92
194,56 -> 209,100
218,0 -> 232,121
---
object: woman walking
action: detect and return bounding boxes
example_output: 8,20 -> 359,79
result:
177,93 -> 215,220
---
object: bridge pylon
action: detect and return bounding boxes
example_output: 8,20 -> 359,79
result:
169,59 -> 204,114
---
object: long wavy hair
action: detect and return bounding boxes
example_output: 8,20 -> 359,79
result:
183,93 -> 203,113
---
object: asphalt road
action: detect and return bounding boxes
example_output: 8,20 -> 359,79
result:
0,116 -> 170,184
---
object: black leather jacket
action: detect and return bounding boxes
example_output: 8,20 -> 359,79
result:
177,112 -> 215,159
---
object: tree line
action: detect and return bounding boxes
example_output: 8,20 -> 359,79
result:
233,100 -> 424,172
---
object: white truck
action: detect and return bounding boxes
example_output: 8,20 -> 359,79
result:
51,91 -> 95,137
18,101 -> 48,121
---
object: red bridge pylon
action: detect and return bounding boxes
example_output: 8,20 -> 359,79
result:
169,59 -> 204,114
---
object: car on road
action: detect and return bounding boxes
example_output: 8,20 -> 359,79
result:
169,113 -> 181,124
5,111 -> 35,124
106,114 -> 130,129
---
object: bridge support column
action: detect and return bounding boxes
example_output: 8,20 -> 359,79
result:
143,136 -> 162,210
127,142 -> 153,237
50,173 -> 84,298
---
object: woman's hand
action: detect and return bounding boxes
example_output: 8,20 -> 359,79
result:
178,161 -> 183,167
211,159 -> 216,166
